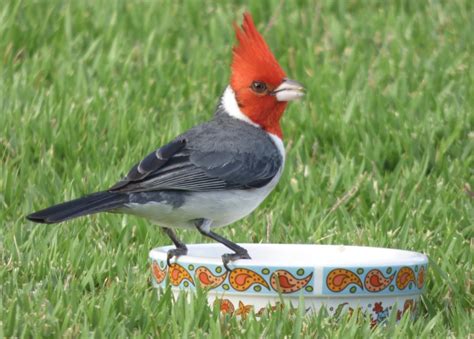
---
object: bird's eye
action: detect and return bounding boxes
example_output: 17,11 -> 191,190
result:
251,81 -> 267,93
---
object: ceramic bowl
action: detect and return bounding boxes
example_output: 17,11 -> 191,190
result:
149,244 -> 428,323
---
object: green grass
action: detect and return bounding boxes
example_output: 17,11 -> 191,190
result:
1,0 -> 472,337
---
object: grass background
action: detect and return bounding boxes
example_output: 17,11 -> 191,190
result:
1,0 -> 472,337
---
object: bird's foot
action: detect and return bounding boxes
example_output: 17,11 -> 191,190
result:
167,246 -> 188,266
222,250 -> 251,272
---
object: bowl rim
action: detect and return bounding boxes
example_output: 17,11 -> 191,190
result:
149,243 -> 429,267
149,243 -> 428,298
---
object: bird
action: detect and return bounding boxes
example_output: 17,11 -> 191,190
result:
27,12 -> 305,269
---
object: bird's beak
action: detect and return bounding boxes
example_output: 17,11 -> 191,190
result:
273,78 -> 305,102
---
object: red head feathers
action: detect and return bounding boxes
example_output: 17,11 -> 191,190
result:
231,13 -> 286,91
228,13 -> 303,138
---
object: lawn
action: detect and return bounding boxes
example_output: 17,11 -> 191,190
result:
1,0 -> 472,337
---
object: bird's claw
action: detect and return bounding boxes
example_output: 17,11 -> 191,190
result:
166,247 -> 188,266
222,251 -> 251,272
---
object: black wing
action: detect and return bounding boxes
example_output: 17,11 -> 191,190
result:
108,139 -> 187,191
108,117 -> 283,193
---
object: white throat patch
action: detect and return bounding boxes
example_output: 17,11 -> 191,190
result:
220,86 -> 285,160
221,86 -> 259,127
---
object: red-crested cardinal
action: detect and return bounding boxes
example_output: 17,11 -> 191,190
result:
27,13 -> 305,269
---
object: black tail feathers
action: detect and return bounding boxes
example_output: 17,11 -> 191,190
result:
27,191 -> 128,224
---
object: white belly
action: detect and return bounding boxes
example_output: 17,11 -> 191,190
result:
122,170 -> 281,229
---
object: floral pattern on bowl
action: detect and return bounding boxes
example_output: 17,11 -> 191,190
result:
149,243 -> 428,321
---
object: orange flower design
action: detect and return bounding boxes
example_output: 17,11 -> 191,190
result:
218,299 -> 235,315
235,301 -> 253,319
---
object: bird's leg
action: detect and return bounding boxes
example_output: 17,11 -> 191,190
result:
162,227 -> 188,266
194,219 -> 251,271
